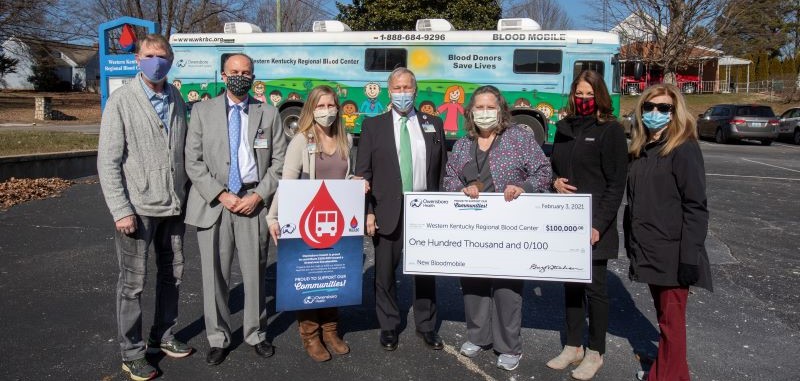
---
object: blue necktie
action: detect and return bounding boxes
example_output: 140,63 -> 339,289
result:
228,104 -> 242,193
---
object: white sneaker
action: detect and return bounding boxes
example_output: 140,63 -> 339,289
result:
636,370 -> 649,381
459,341 -> 488,358
496,353 -> 522,371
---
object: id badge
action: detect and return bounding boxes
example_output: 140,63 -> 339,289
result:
422,123 -> 436,133
253,138 -> 269,149
307,143 -> 317,153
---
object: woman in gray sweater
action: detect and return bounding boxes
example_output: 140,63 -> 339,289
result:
267,85 -> 357,362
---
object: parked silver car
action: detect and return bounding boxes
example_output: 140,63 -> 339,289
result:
777,107 -> 800,145
697,104 -> 779,145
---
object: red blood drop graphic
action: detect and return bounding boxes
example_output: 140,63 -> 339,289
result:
349,216 -> 358,229
119,24 -> 137,52
299,181 -> 344,249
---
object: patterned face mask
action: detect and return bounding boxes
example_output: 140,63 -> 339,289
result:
574,96 -> 597,116
313,108 -> 338,127
225,75 -> 253,97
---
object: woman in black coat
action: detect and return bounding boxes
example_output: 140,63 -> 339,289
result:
626,83 -> 712,381
546,70 -> 628,380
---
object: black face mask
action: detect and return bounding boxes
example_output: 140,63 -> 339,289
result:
226,75 -> 253,97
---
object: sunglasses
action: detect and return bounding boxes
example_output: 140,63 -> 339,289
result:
641,102 -> 674,113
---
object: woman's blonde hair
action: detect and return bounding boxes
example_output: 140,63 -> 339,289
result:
297,85 -> 349,160
630,83 -> 697,158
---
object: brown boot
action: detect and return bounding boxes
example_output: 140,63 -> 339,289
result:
297,312 -> 331,362
320,308 -> 350,355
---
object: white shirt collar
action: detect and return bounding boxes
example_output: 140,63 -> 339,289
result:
391,108 -> 416,122
226,95 -> 249,109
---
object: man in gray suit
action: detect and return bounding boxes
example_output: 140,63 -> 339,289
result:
98,34 -> 192,381
184,53 -> 286,365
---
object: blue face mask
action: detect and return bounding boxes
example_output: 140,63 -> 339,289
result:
390,92 -> 415,113
139,56 -> 172,83
642,111 -> 671,131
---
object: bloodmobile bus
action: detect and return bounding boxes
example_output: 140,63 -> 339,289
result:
168,18 -> 621,146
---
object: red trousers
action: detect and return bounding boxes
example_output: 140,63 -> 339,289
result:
648,285 -> 690,381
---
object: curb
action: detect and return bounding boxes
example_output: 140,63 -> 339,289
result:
0,150 -> 97,181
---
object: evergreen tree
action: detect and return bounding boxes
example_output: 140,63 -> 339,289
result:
335,0 -> 501,31
716,0 -> 787,59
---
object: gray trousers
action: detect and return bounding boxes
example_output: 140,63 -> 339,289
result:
460,277 -> 524,355
197,202 -> 268,348
115,214 -> 185,361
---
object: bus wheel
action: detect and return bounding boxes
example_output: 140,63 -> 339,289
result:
512,114 -> 545,146
280,106 -> 302,139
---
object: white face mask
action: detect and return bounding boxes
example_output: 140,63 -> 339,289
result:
313,108 -> 338,128
473,109 -> 498,130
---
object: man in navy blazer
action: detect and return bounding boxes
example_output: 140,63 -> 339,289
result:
355,67 -> 447,351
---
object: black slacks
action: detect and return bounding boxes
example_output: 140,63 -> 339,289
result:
372,224 -> 437,332
564,259 -> 609,354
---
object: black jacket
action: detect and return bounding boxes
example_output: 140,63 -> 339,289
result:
624,139 -> 713,291
551,116 -> 628,259
354,110 -> 447,236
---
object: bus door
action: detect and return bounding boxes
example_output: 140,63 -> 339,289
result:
566,53 -> 618,115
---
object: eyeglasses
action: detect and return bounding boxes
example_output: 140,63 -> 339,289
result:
642,102 -> 674,113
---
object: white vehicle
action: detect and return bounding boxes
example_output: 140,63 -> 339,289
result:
170,18 -> 621,145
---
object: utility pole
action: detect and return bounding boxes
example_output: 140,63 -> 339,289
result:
277,0 -> 282,32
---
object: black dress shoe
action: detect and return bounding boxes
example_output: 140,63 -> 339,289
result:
253,340 -> 275,358
416,330 -> 443,350
379,329 -> 398,351
206,347 -> 227,366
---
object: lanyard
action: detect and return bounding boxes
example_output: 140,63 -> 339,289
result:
473,134 -> 497,175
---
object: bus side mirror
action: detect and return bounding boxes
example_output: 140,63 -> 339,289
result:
633,62 -> 644,81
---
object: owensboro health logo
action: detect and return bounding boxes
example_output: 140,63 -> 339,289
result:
409,198 -> 449,208
453,199 -> 488,211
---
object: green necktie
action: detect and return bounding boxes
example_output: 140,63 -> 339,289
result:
399,116 -> 413,192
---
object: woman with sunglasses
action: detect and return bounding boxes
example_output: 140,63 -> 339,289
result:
546,70 -> 628,380
626,84 -> 712,381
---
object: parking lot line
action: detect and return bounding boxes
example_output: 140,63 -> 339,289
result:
741,158 -> 800,173
773,142 -> 800,149
707,173 -> 800,181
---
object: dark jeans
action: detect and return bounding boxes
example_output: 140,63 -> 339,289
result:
115,214 -> 185,361
564,259 -> 609,354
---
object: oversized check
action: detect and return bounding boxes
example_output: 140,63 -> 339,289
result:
403,192 -> 592,282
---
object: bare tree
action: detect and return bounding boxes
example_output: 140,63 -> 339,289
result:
64,0 -> 250,39
252,0 -> 333,32
504,0 -> 572,30
0,0 -> 93,44
591,0 -> 733,84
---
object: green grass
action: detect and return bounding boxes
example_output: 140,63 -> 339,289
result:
619,93 -> 793,117
0,131 -> 98,156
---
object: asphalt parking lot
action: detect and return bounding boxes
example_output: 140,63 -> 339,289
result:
0,139 -> 798,381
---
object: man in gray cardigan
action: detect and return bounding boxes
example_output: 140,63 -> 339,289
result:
184,53 -> 286,366
97,34 -> 191,381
